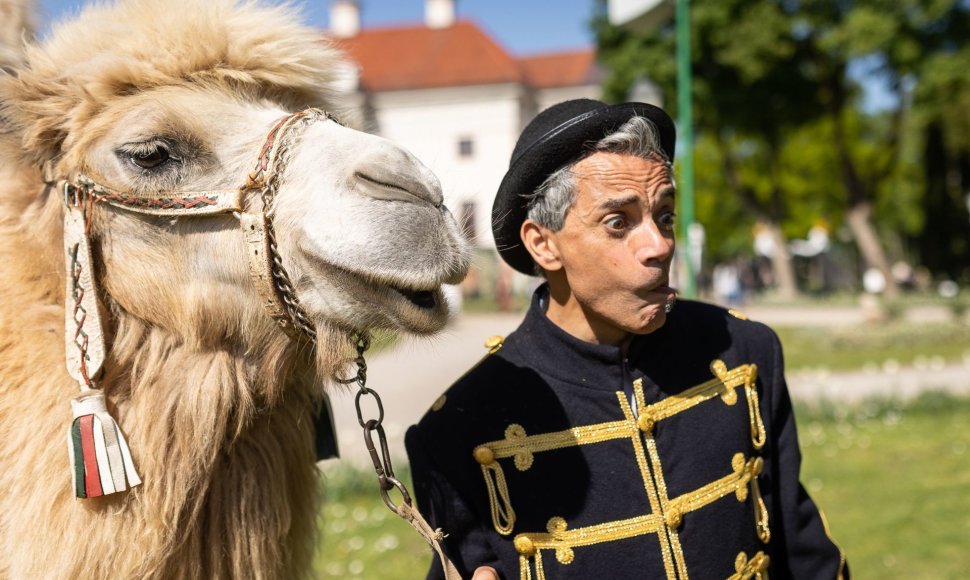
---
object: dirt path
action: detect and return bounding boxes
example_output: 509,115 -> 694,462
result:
321,310 -> 970,469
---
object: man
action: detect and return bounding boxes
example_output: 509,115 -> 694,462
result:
405,99 -> 847,579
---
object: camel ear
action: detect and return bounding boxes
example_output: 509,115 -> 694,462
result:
0,59 -> 78,166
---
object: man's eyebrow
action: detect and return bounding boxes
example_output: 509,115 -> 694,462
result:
598,194 -> 640,211
597,187 -> 676,211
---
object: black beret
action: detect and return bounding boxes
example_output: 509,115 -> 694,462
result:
491,99 -> 676,275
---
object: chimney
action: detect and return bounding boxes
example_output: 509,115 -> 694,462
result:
425,0 -> 455,29
330,0 -> 360,38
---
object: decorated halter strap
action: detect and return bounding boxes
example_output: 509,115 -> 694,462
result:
238,108 -> 336,342
63,189 -> 141,497
53,109 -> 333,499
72,173 -> 243,216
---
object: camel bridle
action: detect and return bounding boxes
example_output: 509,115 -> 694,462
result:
55,107 -> 331,346
45,108 -> 461,578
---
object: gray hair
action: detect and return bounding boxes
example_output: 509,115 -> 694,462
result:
524,116 -> 673,231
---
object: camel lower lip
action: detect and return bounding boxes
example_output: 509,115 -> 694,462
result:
393,286 -> 437,309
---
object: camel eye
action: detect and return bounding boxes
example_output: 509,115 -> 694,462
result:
129,146 -> 171,169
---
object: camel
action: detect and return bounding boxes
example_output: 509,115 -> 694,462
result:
0,0 -> 469,577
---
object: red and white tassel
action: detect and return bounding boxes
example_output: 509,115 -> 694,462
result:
63,192 -> 141,498
67,393 -> 141,498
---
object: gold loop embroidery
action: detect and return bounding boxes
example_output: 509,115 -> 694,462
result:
514,513 -> 665,574
743,365 -> 767,450
728,550 -> 770,580
711,360 -> 766,449
475,449 -> 515,535
505,424 -> 535,470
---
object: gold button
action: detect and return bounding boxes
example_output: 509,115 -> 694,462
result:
484,335 -> 505,350
514,535 -> 536,556
473,446 -> 495,465
430,395 -> 447,412
665,506 -> 683,528
637,414 -> 655,434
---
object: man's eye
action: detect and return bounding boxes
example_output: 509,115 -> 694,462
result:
606,216 -> 627,230
659,211 -> 677,230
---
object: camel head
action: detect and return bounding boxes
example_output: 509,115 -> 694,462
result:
0,0 -> 470,368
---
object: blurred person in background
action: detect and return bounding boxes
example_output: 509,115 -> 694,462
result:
406,99 -> 847,579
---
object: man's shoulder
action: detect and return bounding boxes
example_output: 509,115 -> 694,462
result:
409,331 -> 524,430
671,299 -> 779,344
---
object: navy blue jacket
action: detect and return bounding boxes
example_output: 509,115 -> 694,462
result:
406,288 -> 847,579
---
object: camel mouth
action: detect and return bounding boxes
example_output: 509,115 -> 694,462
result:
392,286 -> 437,309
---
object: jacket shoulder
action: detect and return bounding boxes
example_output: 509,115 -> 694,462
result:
673,300 -> 779,346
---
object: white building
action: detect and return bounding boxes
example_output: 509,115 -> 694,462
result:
329,0 -> 661,299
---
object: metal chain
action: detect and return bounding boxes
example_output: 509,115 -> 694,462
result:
340,333 -> 414,514
259,112 -> 321,344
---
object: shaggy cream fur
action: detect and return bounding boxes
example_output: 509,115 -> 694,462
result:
0,0 -> 31,69
0,1 -> 469,577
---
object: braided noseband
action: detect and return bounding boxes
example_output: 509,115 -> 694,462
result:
48,109 -> 334,498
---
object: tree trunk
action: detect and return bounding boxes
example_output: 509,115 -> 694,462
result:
718,140 -> 799,300
824,64 -> 900,298
763,222 -> 799,301
845,201 -> 897,299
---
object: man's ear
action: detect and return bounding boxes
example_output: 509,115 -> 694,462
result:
521,219 -> 562,272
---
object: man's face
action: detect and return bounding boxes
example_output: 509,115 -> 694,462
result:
539,152 -> 677,344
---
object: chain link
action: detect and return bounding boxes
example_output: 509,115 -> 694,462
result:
259,112 -> 321,344
339,334 -> 414,514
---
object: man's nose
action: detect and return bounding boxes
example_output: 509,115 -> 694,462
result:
632,222 -> 675,265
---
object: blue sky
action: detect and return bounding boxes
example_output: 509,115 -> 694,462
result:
37,0 -> 598,56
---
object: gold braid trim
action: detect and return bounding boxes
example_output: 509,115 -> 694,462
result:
728,551 -> 770,580
710,360 -> 766,449
472,361 -> 769,572
645,361 -> 755,417
478,421 -> 633,472
619,389 -> 679,580
668,453 -> 759,515
819,510 -> 847,579
632,381 -> 689,579
474,446 -> 516,535
514,514 -> 665,564
750,460 -> 771,544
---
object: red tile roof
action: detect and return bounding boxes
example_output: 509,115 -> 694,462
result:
334,22 -> 598,92
336,21 -> 523,92
519,50 -> 602,89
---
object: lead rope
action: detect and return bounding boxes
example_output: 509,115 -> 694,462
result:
336,334 -> 463,580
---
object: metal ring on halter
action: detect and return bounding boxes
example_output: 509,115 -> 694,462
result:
379,476 -> 413,514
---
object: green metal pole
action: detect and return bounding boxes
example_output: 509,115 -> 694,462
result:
676,0 -> 696,298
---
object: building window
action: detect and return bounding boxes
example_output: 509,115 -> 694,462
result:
458,137 -> 474,158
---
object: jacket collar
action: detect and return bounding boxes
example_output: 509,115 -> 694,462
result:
507,285 -> 629,391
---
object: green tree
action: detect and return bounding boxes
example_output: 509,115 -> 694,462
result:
596,0 -> 970,296
596,0 -> 827,299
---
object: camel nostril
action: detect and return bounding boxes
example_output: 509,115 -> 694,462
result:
352,145 -> 443,207
354,170 -> 441,207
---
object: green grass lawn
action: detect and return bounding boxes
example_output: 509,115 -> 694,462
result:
798,393 -> 970,579
776,321 -> 970,371
314,467 -> 431,578
313,393 -> 970,579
